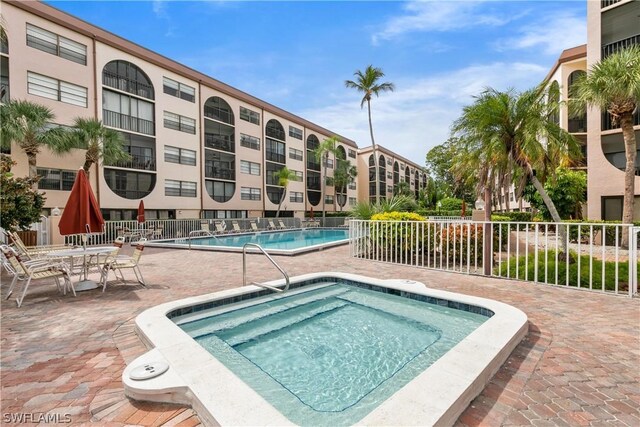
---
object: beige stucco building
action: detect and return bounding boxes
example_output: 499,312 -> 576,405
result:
1,1 -> 426,221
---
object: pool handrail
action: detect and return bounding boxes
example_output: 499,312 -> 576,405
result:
187,230 -> 217,249
242,243 -> 290,293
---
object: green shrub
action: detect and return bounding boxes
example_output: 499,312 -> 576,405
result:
415,209 -> 463,217
500,211 -> 533,222
439,197 -> 463,211
440,223 -> 484,264
369,212 -> 426,259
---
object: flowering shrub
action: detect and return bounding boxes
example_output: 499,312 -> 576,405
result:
440,223 -> 484,264
369,212 -> 426,260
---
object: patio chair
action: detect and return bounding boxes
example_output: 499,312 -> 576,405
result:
250,222 -> 260,232
231,221 -> 242,233
1,245 -> 74,308
8,231 -> 69,258
214,222 -> 227,234
100,238 -> 147,292
278,220 -> 289,230
267,220 -> 279,230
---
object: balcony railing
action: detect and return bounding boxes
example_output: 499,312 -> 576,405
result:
107,153 -> 156,171
104,109 -> 154,136
601,0 -> 622,8
602,34 -> 640,58
203,105 -> 234,125
204,165 -> 235,181
204,134 -> 235,152
103,70 -> 154,100
307,159 -> 321,171
602,110 -> 640,131
568,117 -> 587,133
266,151 -> 286,164
266,127 -> 286,141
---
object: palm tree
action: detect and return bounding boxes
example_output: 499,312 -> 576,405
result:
0,100 -> 70,187
345,65 -> 395,203
452,85 -> 580,256
314,136 -> 339,221
571,45 -> 640,229
66,117 -> 130,176
333,158 -> 358,211
273,166 -> 294,218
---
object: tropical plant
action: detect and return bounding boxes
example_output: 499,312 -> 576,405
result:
451,85 -> 581,254
570,45 -> 640,231
426,137 -> 476,202
273,166 -> 294,218
0,155 -> 45,232
314,136 -> 340,220
523,168 -> 587,221
438,197 -> 464,211
393,180 -> 412,197
345,65 -> 395,203
64,117 -> 131,175
351,195 -> 417,219
333,156 -> 357,211
0,100 -> 71,187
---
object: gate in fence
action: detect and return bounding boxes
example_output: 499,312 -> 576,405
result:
350,219 -> 639,297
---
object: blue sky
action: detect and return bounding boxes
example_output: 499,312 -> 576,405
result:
48,0 -> 586,165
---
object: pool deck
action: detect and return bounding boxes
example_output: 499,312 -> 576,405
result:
1,245 -> 638,426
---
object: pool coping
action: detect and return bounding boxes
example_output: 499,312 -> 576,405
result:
145,228 -> 349,256
123,272 -> 528,426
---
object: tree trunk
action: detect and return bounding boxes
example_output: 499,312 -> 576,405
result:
620,113 -> 636,248
529,172 -> 569,258
367,98 -> 379,204
483,186 -> 492,275
275,188 -> 286,218
322,155 -> 327,222
27,154 -> 38,189
83,159 -> 93,177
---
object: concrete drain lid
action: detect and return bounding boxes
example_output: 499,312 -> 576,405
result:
129,362 -> 169,381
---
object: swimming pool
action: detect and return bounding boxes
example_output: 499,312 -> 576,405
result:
123,273 -> 528,426
147,228 -> 349,255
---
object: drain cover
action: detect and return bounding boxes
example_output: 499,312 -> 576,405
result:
129,361 -> 169,381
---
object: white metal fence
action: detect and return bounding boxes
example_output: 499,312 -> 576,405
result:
350,219 -> 639,297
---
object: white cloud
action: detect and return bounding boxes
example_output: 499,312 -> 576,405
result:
301,61 -> 547,165
494,12 -> 586,55
152,0 -> 167,17
372,1 -> 525,45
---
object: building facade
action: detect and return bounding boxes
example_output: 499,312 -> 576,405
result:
586,0 -> 640,220
2,1 -> 425,220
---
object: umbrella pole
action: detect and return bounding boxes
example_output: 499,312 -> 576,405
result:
76,233 -> 99,291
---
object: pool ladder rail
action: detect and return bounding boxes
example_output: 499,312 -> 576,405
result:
187,229 -> 218,249
242,243 -> 290,293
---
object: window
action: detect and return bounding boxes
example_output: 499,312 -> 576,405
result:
387,185 -> 393,193
348,149 -> 356,159
289,147 -> 303,161
266,138 -> 286,164
240,107 -> 260,125
164,146 -> 196,166
204,96 -> 234,125
325,195 -> 334,204
325,176 -> 334,186
266,162 -> 284,186
240,134 -> 260,150
102,60 -> 154,100
240,160 -> 260,176
387,172 -> 392,179
241,187 -> 261,201
290,192 -> 303,203
165,179 -> 196,197
103,89 -> 154,135
289,126 -> 303,140
104,169 -> 156,199
266,119 -> 285,141
206,180 -> 235,202
163,111 -> 196,134
162,77 -> 195,102
26,24 -> 86,65
387,159 -> 392,166
27,72 -> 87,107
349,197 -> 357,206
37,168 -> 75,190
323,158 -> 334,169
291,170 -> 303,182
348,182 -> 356,190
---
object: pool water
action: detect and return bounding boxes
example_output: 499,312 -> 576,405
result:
171,228 -> 348,250
180,283 -> 487,426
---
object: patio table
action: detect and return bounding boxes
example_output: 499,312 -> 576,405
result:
46,246 -> 116,291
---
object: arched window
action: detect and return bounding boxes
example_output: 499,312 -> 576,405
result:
266,119 -> 285,141
103,60 -> 154,100
568,71 -> 587,132
378,155 -> 386,200
393,161 -> 400,185
405,166 -> 410,183
0,29 -> 8,104
306,134 -> 321,205
204,96 -> 234,125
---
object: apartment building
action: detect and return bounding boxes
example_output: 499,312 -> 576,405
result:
2,1 -> 426,221
586,0 -> 640,220
356,145 -> 427,204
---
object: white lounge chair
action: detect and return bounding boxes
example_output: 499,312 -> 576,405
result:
231,221 -> 242,233
100,238 -> 147,291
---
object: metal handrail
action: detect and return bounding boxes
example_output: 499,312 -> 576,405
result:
242,243 -> 290,293
187,230 -> 216,249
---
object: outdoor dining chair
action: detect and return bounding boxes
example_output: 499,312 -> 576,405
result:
1,245 -> 74,307
100,238 -> 147,292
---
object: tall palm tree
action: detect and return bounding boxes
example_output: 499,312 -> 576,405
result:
273,166 -> 294,218
571,45 -> 640,228
65,117 -> 130,175
345,65 -> 395,203
452,85 -> 580,255
333,158 -> 358,211
0,100 -> 70,188
314,136 -> 339,221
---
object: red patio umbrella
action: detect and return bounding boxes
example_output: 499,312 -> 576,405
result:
137,200 -> 145,224
59,169 -> 104,237
309,206 -> 314,220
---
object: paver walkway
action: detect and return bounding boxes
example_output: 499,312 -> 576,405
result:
1,245 -> 638,426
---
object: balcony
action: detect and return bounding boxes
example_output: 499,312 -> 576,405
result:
107,153 -> 156,171
204,134 -> 235,152
203,105 -> 234,125
602,110 -> 640,131
104,109 -> 154,136
602,34 -> 640,58
266,127 -> 286,141
306,159 -> 320,171
103,70 -> 154,100
204,165 -> 235,181
266,151 -> 286,164
601,0 -> 622,8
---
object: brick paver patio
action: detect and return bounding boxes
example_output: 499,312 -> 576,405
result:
1,245 -> 639,426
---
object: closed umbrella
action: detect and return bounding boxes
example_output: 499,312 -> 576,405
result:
137,200 -> 145,224
59,169 -> 105,290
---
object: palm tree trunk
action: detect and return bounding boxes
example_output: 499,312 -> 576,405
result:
620,113 -> 636,248
322,156 -> 327,222
529,172 -> 569,257
83,159 -> 93,176
275,188 -> 285,218
27,154 -> 38,189
367,98 -> 379,204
